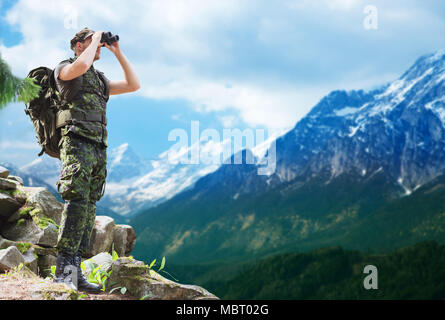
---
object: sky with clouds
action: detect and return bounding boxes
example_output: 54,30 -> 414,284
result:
1,0 -> 445,167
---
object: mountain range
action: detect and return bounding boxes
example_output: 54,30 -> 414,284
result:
3,127 -> 281,219
130,50 -> 445,266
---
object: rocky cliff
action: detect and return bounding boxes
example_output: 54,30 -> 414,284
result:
0,165 -> 217,300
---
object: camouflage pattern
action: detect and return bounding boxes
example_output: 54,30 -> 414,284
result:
55,55 -> 109,256
70,27 -> 95,51
60,56 -> 109,147
56,132 -> 107,255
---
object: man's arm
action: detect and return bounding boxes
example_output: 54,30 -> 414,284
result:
59,31 -> 103,81
106,41 -> 141,95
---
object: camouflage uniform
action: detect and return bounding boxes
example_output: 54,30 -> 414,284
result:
54,55 -> 110,256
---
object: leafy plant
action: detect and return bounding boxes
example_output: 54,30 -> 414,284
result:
0,53 -> 40,110
109,286 -> 127,295
146,256 -> 177,281
48,265 -> 56,279
77,259 -> 109,292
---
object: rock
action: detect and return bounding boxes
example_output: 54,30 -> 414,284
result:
107,257 -> 218,300
39,284 -> 78,300
7,175 -> 24,186
0,236 -> 33,254
33,245 -> 57,257
113,225 -> 136,257
0,218 -> 57,247
37,254 -> 57,278
0,235 -> 15,250
0,236 -> 38,274
1,218 -> 43,244
0,246 -> 25,272
7,207 -> 28,223
37,223 -> 59,248
12,189 -> 27,204
17,187 -> 63,225
0,193 -> 22,219
0,178 -> 17,190
0,267 -> 79,300
23,247 -> 38,274
0,166 -> 9,179
85,216 -> 115,258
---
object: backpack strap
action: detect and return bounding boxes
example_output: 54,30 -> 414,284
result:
96,69 -> 110,101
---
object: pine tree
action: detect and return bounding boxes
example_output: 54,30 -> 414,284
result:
0,52 -> 40,110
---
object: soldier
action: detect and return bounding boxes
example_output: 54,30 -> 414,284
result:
53,27 -> 140,292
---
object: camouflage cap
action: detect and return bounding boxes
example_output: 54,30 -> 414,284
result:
70,27 -> 95,51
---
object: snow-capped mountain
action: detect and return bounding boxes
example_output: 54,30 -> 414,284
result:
19,156 -> 61,186
107,143 -> 153,183
268,50 -> 445,194
191,49 -> 445,199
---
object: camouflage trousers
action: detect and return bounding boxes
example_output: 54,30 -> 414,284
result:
56,132 -> 107,255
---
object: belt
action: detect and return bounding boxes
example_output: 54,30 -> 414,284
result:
56,109 -> 107,128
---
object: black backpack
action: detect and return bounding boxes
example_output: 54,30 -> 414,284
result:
24,67 -> 62,159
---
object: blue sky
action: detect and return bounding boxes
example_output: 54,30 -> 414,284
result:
1,0 -> 445,167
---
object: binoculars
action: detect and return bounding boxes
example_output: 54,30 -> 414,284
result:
101,32 -> 119,46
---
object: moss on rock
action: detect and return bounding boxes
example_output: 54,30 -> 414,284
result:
16,218 -> 26,227
41,286 -> 79,300
15,241 -> 33,255
29,208 -> 59,230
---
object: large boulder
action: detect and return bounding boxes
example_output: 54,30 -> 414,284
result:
107,257 -> 219,300
1,218 -> 58,248
85,216 -> 115,258
7,176 -> 24,186
0,246 -> 25,272
0,178 -> 17,190
0,166 -> 9,179
1,218 -> 43,244
113,225 -> 136,257
18,187 -> 63,225
0,237 -> 37,273
83,252 -> 113,277
0,193 -> 22,219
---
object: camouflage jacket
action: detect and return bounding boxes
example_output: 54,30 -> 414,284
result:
54,56 -> 110,147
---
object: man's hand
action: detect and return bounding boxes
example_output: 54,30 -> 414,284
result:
91,31 -> 104,46
104,41 -> 121,55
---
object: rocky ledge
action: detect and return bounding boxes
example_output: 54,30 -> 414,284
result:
0,165 -> 217,300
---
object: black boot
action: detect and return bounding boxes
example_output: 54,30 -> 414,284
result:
54,252 -> 78,291
73,252 -> 102,293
